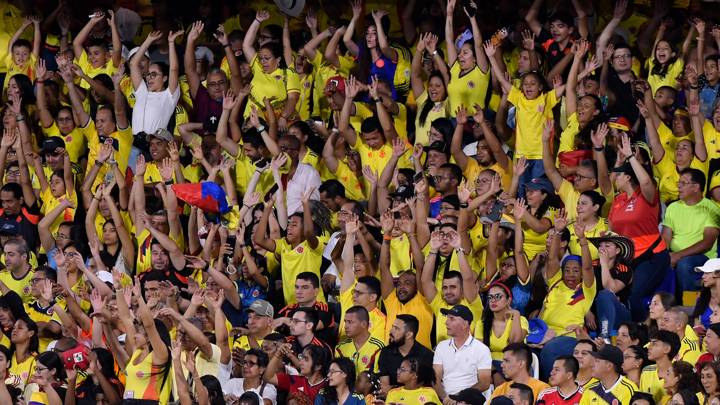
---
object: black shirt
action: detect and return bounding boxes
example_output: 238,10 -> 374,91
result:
376,341 -> 435,386
606,66 -> 639,123
0,204 -> 41,251
593,260 -> 633,304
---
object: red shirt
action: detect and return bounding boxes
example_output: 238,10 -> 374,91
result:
276,373 -> 327,401
537,385 -> 584,405
608,188 -> 666,257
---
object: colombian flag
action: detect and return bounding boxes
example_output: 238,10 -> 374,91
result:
171,182 -> 230,214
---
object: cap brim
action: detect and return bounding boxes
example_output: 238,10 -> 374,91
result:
440,308 -> 452,316
696,266 -> 720,273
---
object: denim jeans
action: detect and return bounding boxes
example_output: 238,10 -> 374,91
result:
518,158 -> 546,197
675,254 -> 709,293
595,290 -> 631,336
539,336 -> 576,380
629,250 -> 670,322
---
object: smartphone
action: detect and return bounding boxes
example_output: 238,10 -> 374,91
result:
487,200 -> 505,222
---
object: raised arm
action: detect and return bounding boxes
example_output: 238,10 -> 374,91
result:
566,40 -> 590,117
590,123 -> 613,196
341,215 -> 359,294
484,41 -> 512,94
215,91 -> 240,156
465,3 -> 488,72
338,77 -> 360,146
60,66 -> 90,126
372,10 -> 398,62
34,60 -> 54,129
39,199 -> 73,253
243,10 -> 270,64
474,106 -> 510,171
620,133 -> 655,202
111,66 -> 128,129
8,18 -> 31,55
411,33 -> 428,99
513,201 -> 531,284
525,0 -> 544,35
73,14 -> 105,63
253,202 -> 277,252
450,107 -> 470,169
343,0 -> 362,57
133,282 -> 169,365
324,26 -> 347,68
574,224 -> 595,289
103,186 -> 136,267
106,11 -> 121,67
541,120 -> 563,191
445,0 -> 458,66
131,31 -> 161,89
596,0 -> 627,59
184,21 -> 204,99
302,17 -> 331,61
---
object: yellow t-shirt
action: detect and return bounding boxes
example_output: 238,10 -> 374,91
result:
385,386 -> 441,405
333,160 -> 367,201
0,269 -> 34,303
244,54 -> 301,117
559,112 -> 581,154
74,49 -> 119,90
522,209 -> 555,260
541,276 -> 597,335
41,122 -> 87,164
703,121 -> 720,162
334,335 -> 385,376
473,315 -> 529,360
447,62 -> 490,114
94,210 -> 134,244
25,301 -> 58,353
274,238 -> 323,305
383,292 -> 432,348
39,187 -> 77,237
492,378 -> 550,402
463,157 -> 512,191
233,147 -> 275,197
568,220 -> 609,261
85,122 -> 133,189
655,149 -> 708,204
676,336 -> 702,365
508,86 -> 559,159
657,122 -> 691,154
9,352 -> 35,387
414,91 -> 450,146
640,365 -> 667,405
646,57 -> 685,94
123,349 -> 172,403
2,53 -> 36,91
432,295 -> 484,344
388,235 -> 412,278
135,228 -> 185,274
339,284 -> 386,342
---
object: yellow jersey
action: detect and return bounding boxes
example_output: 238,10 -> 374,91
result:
508,86 -> 559,159
244,54 -> 301,117
274,238 -> 324,305
385,386 -> 441,405
447,62 -> 490,114
580,377 -> 637,405
74,49 -> 119,90
0,269 -> 34,303
640,365 -> 667,404
383,292 -> 432,348
339,284 -> 386,342
473,315 -> 529,360
123,349 -> 172,404
334,335 -> 385,376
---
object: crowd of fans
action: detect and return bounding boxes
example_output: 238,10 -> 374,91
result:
2,0 -> 720,404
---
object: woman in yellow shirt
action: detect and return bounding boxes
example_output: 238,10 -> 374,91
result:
568,191 -> 608,261
385,358 -> 441,404
444,0 -> 490,115
9,317 -> 38,387
474,283 -> 528,383
243,10 -> 301,127
28,149 -> 76,237
116,283 -> 172,404
514,178 -> 556,260
410,33 -> 450,146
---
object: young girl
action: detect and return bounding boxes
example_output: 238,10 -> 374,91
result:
485,41 -> 565,187
646,22 -> 689,95
26,148 -> 75,238
411,33 -> 450,146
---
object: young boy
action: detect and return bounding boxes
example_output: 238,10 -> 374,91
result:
4,16 -> 41,91
72,10 -> 122,90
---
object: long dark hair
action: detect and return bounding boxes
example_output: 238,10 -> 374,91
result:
481,283 -> 512,347
200,375 -> 225,405
574,96 -> 606,150
691,286 -> 712,321
320,357 -> 357,405
650,40 -> 679,78
36,351 -> 66,382
647,292 -> 675,336
10,317 -> 39,356
418,71 -> 447,127
403,356 -> 435,387
353,14 -> 391,84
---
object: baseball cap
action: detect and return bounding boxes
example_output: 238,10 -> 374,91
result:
527,318 -> 548,344
450,388 -> 486,405
246,299 -> 274,317
440,304 -> 473,324
525,176 -> 554,195
696,258 -> 720,273
194,46 -> 214,65
590,345 -> 624,369
324,76 -> 346,96
423,141 -> 449,154
608,116 -> 631,132
488,396 -> 514,405
148,128 -> 174,143
41,137 -> 66,155
127,46 -> 150,60
0,221 -> 19,236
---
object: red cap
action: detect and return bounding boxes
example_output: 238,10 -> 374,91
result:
324,76 -> 346,96
608,116 -> 631,132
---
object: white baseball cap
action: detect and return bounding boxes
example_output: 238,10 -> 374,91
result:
695,258 -> 720,273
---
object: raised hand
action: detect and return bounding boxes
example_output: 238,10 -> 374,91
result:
456,105 -> 469,125
483,40 -> 497,57
554,208 -> 568,231
688,97 -> 701,117
362,165 -> 378,185
36,59 -> 47,82
380,209 -> 394,234
542,120 -> 554,143
458,181 -> 471,203
345,75 -> 361,99
371,9 -> 388,21
270,153 -> 288,172
188,21 -> 205,43
255,10 -> 270,23
159,157 -> 174,182
135,154 -> 146,177
223,89 -> 239,111
429,230 -> 443,250
391,137 -> 406,158
350,0 -> 362,20
619,133 -> 632,159
613,0 -> 627,19
591,122 -> 609,149
143,30 -> 163,46
305,10 -> 317,31
521,30 -> 535,51
1,129 -> 17,149
447,229 -> 461,248
513,156 -> 528,179
513,198 -> 527,222
425,33 -> 439,54
249,105 -> 262,128
168,30 -> 183,43
345,213 -> 360,234
463,0 -> 477,18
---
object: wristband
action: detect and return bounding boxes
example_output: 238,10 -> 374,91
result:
94,160 -> 104,167
36,80 -> 44,84
15,115 -> 24,122
164,180 -> 173,185
593,146 -> 604,151
383,234 -> 392,241
432,50 -> 438,55
460,202 -> 469,208
256,125 -> 266,132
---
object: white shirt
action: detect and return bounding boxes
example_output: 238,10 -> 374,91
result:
285,163 -> 321,214
218,362 -> 278,404
432,334 -> 492,395
131,81 -> 180,135
322,231 -> 343,288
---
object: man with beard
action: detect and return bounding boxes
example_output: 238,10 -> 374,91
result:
375,314 -> 434,390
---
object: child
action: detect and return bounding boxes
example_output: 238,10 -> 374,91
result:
72,10 -> 122,90
485,41 -> 565,188
4,16 -> 41,93
646,20 -> 694,95
693,20 -> 720,119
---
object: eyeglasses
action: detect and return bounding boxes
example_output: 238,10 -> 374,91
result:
613,54 -> 631,60
290,318 -> 308,324
207,80 -> 227,88
144,72 -> 161,79
327,369 -> 344,376
35,366 -> 48,372
488,293 -> 505,302
242,360 -> 258,367
352,289 -> 369,296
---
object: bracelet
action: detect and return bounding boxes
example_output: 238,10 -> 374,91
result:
256,125 -> 266,132
460,202 -> 469,208
164,180 -> 173,185
36,80 -> 44,84
15,115 -> 24,122
455,247 -> 466,255
407,233 -> 416,238
593,146 -> 604,151
383,234 -> 392,241
255,18 -> 261,24
432,50 -> 438,55
94,160 -> 104,167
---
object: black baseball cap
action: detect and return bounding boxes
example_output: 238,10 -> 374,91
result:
440,304 -> 473,323
390,185 -> 415,200
0,221 -> 19,236
590,345 -> 624,369
41,137 -> 65,155
450,388 -> 486,405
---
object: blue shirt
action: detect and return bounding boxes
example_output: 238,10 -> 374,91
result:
314,392 -> 366,405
